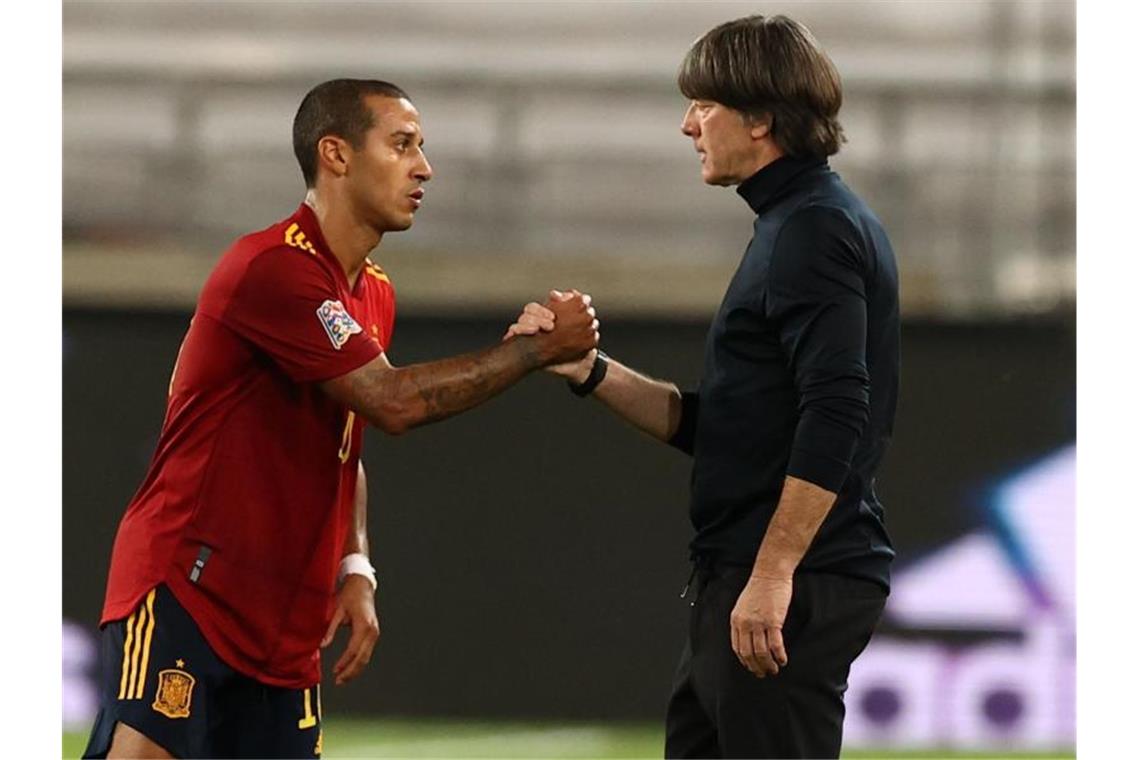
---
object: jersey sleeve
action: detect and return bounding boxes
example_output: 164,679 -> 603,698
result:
221,247 -> 382,383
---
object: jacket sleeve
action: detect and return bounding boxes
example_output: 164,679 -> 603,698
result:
764,206 -> 871,492
667,390 -> 700,456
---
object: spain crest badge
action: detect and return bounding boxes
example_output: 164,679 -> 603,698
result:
152,667 -> 195,719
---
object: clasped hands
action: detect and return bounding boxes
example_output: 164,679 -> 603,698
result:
503,289 -> 598,381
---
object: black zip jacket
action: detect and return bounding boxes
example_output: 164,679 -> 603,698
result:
669,155 -> 899,590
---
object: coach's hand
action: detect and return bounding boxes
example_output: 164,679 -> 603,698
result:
502,290 -> 598,383
730,574 -> 792,679
322,574 -> 380,685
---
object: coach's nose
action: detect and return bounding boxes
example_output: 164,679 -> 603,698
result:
681,101 -> 700,138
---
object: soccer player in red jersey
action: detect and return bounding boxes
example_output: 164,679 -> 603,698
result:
82,79 -> 598,759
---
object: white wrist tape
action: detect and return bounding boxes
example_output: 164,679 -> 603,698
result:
338,552 -> 377,591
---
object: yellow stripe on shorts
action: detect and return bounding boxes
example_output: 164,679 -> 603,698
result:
116,589 -> 158,700
117,610 -> 138,700
125,598 -> 149,698
134,589 -> 157,699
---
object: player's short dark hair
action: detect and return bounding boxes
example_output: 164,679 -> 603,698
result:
677,14 -> 845,159
292,78 -> 410,188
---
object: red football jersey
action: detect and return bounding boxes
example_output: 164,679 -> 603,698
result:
101,203 -> 394,687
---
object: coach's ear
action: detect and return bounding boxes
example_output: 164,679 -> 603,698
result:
748,112 -> 773,141
316,135 -> 351,180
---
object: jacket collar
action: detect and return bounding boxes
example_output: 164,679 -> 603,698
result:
736,155 -> 828,216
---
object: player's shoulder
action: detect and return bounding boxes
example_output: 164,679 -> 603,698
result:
199,215 -> 335,314
228,212 -> 338,276
228,213 -> 319,263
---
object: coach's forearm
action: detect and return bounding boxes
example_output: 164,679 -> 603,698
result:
751,475 -> 838,578
589,359 -> 683,443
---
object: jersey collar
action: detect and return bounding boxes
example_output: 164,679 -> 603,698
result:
293,202 -> 365,295
294,202 -> 336,262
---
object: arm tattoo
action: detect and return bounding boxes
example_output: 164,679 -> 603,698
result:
343,338 -> 543,433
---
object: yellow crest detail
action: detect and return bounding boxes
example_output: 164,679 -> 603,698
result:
364,266 -> 390,284
285,223 -> 317,255
152,668 -> 195,719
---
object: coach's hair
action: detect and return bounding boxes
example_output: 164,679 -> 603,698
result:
293,78 -> 410,188
677,14 -> 845,159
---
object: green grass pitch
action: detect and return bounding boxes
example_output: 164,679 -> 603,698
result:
62,717 -> 1076,758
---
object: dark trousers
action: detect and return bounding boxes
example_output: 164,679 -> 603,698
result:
665,566 -> 886,759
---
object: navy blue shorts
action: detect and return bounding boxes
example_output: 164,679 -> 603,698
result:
82,584 -> 323,759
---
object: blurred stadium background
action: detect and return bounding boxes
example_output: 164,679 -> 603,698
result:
62,1 -> 1075,757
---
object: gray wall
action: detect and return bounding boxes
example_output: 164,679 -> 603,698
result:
64,0 -> 1075,318
63,311 -> 1075,720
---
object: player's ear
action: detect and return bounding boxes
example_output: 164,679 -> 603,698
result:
316,136 -> 351,180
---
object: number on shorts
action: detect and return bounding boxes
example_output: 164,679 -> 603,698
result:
298,686 -> 321,729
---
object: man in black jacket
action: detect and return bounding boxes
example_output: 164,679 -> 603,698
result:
508,14 -> 899,759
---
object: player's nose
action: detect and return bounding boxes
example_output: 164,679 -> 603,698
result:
415,156 -> 433,183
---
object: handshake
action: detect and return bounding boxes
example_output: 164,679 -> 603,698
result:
503,289 -> 600,383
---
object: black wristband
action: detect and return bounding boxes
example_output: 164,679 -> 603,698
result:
568,351 -> 609,397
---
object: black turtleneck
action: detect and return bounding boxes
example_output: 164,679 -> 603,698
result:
669,155 -> 900,590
